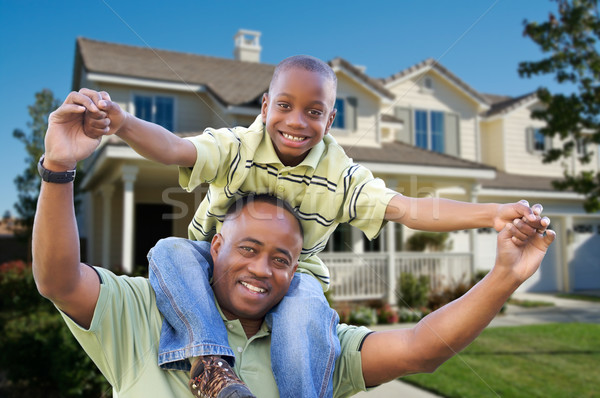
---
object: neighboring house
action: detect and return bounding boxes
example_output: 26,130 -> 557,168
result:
72,30 -> 600,301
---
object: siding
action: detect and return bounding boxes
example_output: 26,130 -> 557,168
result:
480,119 -> 505,170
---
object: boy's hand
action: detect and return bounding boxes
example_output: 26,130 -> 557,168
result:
79,88 -> 128,138
494,200 -> 548,232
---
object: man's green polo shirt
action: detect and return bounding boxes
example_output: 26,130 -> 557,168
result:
180,115 -> 396,289
59,267 -> 371,397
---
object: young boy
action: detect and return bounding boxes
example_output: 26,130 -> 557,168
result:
82,55 -> 545,398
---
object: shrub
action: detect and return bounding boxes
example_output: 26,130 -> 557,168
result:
376,303 -> 399,324
0,261 -> 110,397
396,272 -> 430,309
406,231 -> 452,251
427,275 -> 474,311
348,306 -> 377,326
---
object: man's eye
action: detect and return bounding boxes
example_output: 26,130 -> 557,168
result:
274,258 -> 290,267
240,246 -> 255,253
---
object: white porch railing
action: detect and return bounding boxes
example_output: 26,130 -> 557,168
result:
321,252 -> 473,302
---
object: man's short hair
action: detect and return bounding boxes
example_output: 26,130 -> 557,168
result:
269,55 -> 337,95
224,194 -> 304,239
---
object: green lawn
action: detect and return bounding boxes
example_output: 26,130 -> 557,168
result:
402,323 -> 600,398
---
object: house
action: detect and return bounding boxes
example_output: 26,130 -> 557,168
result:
72,30 -> 600,302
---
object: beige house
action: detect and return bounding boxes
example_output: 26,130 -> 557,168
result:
73,31 -> 600,301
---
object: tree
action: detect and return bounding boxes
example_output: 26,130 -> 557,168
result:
519,0 -> 600,212
12,90 -> 60,257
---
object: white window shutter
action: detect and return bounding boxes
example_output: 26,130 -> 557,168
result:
444,112 -> 460,157
526,127 -> 534,154
347,97 -> 358,131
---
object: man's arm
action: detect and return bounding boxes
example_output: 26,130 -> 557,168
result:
385,194 -> 546,232
360,218 -> 555,386
80,88 -> 197,167
32,92 -> 104,329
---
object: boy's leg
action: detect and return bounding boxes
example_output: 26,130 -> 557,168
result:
267,269 -> 341,398
148,237 -> 235,370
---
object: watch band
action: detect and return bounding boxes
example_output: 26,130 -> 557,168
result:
37,155 -> 76,183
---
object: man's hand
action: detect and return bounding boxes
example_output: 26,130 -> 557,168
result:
44,91 -> 105,170
79,88 -> 128,139
494,200 -> 548,232
496,215 -> 555,284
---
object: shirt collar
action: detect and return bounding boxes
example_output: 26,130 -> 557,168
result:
251,115 -> 326,170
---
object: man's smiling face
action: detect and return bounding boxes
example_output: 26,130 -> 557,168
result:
261,67 -> 337,167
210,200 -> 302,322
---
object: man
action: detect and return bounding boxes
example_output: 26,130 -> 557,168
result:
33,92 -> 555,397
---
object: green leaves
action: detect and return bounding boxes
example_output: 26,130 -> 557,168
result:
519,0 -> 600,212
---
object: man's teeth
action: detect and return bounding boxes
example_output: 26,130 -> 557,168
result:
241,281 -> 266,293
282,132 -> 306,142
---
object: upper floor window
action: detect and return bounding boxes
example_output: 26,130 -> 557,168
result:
332,98 -> 345,129
415,109 -> 445,153
134,95 -> 174,131
526,127 -> 552,154
533,128 -> 546,151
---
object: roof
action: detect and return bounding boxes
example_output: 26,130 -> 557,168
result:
480,170 -> 557,191
329,57 -> 395,100
342,140 -> 494,170
381,58 -> 489,105
482,92 -> 538,118
73,37 -> 275,106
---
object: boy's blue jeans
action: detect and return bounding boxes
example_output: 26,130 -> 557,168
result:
148,237 -> 341,398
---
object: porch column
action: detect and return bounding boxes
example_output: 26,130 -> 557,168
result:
100,184 -> 114,269
468,183 -> 481,276
386,221 -> 397,305
562,215 -> 574,292
121,166 -> 139,274
84,191 -> 95,265
351,227 -> 363,254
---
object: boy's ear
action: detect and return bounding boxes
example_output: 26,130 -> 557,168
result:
261,93 -> 269,122
210,233 -> 223,260
325,108 -> 337,135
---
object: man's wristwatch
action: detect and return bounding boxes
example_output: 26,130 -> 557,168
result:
37,155 -> 76,183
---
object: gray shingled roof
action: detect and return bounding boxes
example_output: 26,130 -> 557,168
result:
480,169 -> 557,191
74,37 -> 275,106
342,140 -> 494,170
329,57 -> 395,100
482,92 -> 538,118
381,58 -> 489,105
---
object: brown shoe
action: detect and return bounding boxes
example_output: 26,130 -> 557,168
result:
189,355 -> 256,398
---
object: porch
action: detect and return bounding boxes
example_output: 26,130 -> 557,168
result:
322,252 -> 473,303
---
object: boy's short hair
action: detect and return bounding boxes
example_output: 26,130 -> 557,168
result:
224,194 -> 304,240
269,55 -> 337,95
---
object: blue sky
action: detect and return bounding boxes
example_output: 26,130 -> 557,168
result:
0,0 -> 561,215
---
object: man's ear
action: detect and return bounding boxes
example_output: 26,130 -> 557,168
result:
261,93 -> 269,122
325,108 -> 337,135
210,233 -> 223,261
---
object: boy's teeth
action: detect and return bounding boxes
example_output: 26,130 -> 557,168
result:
282,133 -> 306,142
241,281 -> 266,293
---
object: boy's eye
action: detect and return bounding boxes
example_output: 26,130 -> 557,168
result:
277,103 -> 290,109
308,109 -> 323,117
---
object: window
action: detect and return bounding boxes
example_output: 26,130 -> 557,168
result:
134,95 -> 174,131
414,109 -> 445,153
576,137 -> 588,156
533,128 -> 546,151
332,98 -> 345,129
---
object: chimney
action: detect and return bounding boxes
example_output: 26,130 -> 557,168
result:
233,29 -> 262,63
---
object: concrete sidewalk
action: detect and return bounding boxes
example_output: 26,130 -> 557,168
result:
354,292 -> 600,397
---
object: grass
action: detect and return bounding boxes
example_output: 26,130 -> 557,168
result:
402,323 -> 600,398
556,293 -> 600,303
507,298 -> 554,308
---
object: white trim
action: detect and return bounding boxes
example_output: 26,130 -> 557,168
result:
86,72 -> 205,92
360,161 -> 496,179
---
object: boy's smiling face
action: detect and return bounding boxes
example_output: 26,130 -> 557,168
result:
261,67 -> 337,166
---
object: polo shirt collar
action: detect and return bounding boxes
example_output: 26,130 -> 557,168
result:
252,115 -> 326,170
